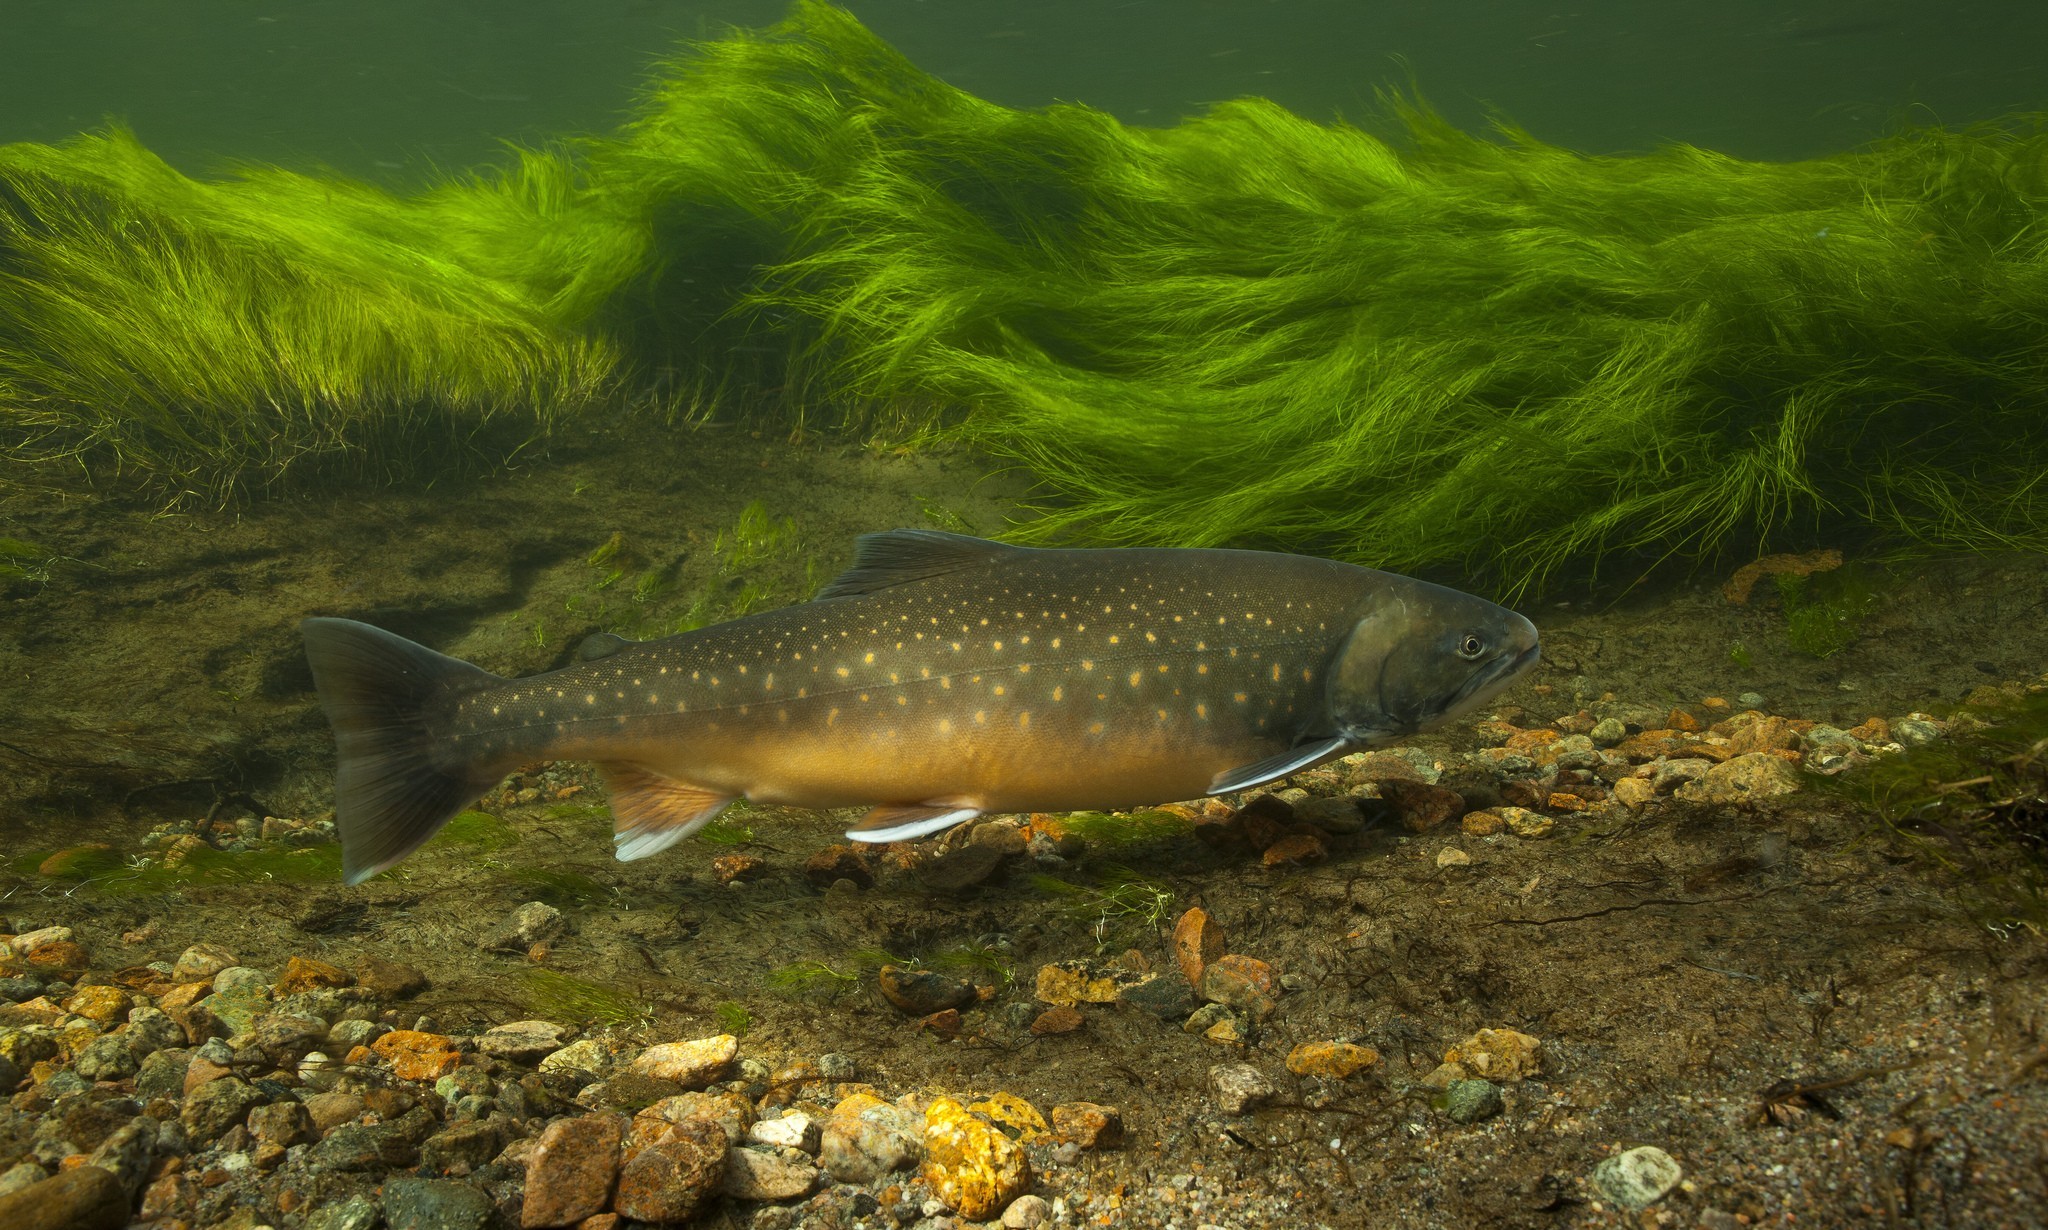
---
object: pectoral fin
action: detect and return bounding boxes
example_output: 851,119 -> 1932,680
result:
601,764 -> 736,860
845,803 -> 983,844
1208,737 -> 1352,795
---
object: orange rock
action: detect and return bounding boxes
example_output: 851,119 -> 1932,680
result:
711,854 -> 768,884
1171,908 -> 1224,988
61,985 -> 131,1025
919,1009 -> 962,1040
370,1029 -> 461,1081
276,956 -> 353,995
1544,793 -> 1588,813
1846,717 -> 1890,743
24,940 -> 90,971
157,982 -> 210,1012
1700,696 -> 1731,711
1725,715 -> 1800,756
1029,1007 -> 1084,1036
1285,1041 -> 1381,1079
1260,832 -> 1327,867
1665,708 -> 1702,733
1503,728 -> 1562,754
1460,811 -> 1507,837
1050,1102 -> 1124,1149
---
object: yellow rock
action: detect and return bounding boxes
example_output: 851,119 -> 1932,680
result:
968,1092 -> 1049,1143
1284,1041 -> 1381,1080
61,985 -> 131,1025
276,956 -> 353,994
1444,1027 -> 1542,1081
922,1096 -> 1030,1220
369,1029 -> 461,1081
1033,961 -> 1124,1007
628,1034 -> 737,1089
830,1091 -> 889,1120
1612,777 -> 1656,808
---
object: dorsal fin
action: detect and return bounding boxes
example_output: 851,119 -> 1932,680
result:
814,530 -> 1024,600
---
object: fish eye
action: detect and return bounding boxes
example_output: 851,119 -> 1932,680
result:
1457,634 -> 1486,659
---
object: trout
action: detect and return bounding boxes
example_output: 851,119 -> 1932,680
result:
302,531 -> 1538,883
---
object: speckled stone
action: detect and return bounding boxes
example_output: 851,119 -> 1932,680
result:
820,1095 -> 924,1183
372,1029 -> 462,1082
0,1164 -> 129,1230
1592,1145 -> 1683,1209
612,1119 -> 726,1224
1285,1041 -> 1381,1080
628,1034 -> 737,1088
1441,1078 -> 1503,1124
1049,1102 -> 1123,1149
1208,1063 -> 1274,1115
520,1114 -> 626,1228
921,1096 -> 1030,1220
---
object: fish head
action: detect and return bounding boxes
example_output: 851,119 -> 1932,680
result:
1325,581 -> 1540,745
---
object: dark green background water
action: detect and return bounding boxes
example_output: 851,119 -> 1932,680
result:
6,0 -> 2043,180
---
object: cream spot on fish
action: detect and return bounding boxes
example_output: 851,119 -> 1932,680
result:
1082,660 -> 1095,671
836,666 -> 850,678
993,684 -> 1006,696
941,677 -> 952,689
676,701 -> 687,712
1051,637 -> 1061,649
938,718 -> 953,734
992,640 -> 1003,652
864,652 -> 875,664
490,706 -> 501,716
975,710 -> 988,724
859,692 -> 870,702
1145,631 -> 1157,642
1156,708 -> 1168,721
1158,664 -> 1170,673
1053,685 -> 1064,702
1089,721 -> 1104,734
1302,668 -> 1314,682
1020,634 -> 1031,645
1272,664 -> 1282,682
1127,670 -> 1142,687
827,708 -> 839,725
952,642 -> 962,652
691,671 -> 700,681
1196,702 -> 1208,718
585,693 -> 596,705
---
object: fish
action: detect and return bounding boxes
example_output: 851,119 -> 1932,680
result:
301,530 -> 1539,884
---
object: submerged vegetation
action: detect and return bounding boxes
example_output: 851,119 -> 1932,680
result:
1836,691 -> 2048,934
5,2 -> 2048,590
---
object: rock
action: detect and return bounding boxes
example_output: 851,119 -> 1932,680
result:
1293,795 -> 1364,834
747,1112 -> 820,1152
478,1019 -> 569,1064
355,957 -> 429,1000
0,1163 -> 43,1198
969,819 -> 1029,855
722,1145 -> 819,1200
0,1165 -> 130,1230
485,901 -> 568,952
1378,779 -> 1467,831
382,1176 -> 495,1230
181,1075 -> 266,1144
133,1049 -> 191,1100
248,1100 -> 315,1147
1033,960 -> 1139,1007
1030,1006 -> 1084,1035
1210,1063 -> 1274,1114
712,853 -> 769,884
171,943 -> 236,983
1261,832 -> 1328,866
304,1091 -> 368,1134
637,1090 -> 756,1145
614,1119 -> 726,1224
1499,807 -> 1554,838
253,1012 -> 330,1063
1050,1102 -> 1123,1149
1285,1041 -> 1380,1079
1435,847 -> 1471,868
917,843 -> 1011,892
312,1120 -> 421,1171
820,1096 -> 924,1183
1171,907 -> 1224,987
213,964 -> 271,994
1444,1027 -> 1542,1081
540,1037 -> 618,1080
521,1113 -> 626,1228
1203,1014 -> 1251,1046
306,1194 -> 381,1230
1460,810 -> 1507,836
1676,751 -> 1805,803
1198,954 -> 1278,1019
917,1007 -> 962,1040
1611,777 -> 1656,808
1892,716 -> 1941,747
85,1117 -> 155,1197
369,1029 -> 462,1081
1592,1145 -> 1683,1209
802,845 -> 875,889
817,1051 -> 858,1080
1589,717 -> 1627,746
1002,1193 -> 1053,1228
629,1034 -> 738,1088
199,979 -> 272,1035
62,984 -> 130,1024
420,1120 -> 503,1175
877,965 -> 976,1016
275,955 -> 353,994
1649,757 -> 1714,791
922,1096 -> 1030,1220
72,1032 -> 140,1081
9,926 -> 74,956
1117,972 -> 1200,1021
1442,1078 -> 1504,1123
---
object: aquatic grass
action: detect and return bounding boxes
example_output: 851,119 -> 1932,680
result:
517,969 -> 649,1028
1058,809 -> 1195,849
8,3 -> 2048,590
427,809 -> 518,853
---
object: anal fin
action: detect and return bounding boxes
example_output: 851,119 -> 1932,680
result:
601,764 -> 736,861
846,802 -> 982,844
1208,737 -> 1353,795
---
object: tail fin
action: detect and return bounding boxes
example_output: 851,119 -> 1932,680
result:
300,617 -> 508,885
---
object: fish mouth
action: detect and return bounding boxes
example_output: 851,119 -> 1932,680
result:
1446,640 -> 1541,713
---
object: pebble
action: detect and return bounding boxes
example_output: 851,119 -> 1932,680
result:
0,1165 -> 130,1230
1209,1063 -> 1274,1115
476,1019 -> 568,1063
307,1193 -> 381,1230
9,926 -> 74,956
637,1090 -> 755,1145
382,1175 -> 495,1230
1377,779 -> 1467,830
817,1052 -> 859,1080
181,1075 -> 267,1144
1285,1041 -> 1380,1079
1171,907 -> 1225,987
539,1038 -> 617,1079
355,957 -> 430,1000
1441,1078 -> 1504,1123
1030,1006 -> 1084,1035
721,1145 -> 819,1200
248,1100 -> 315,1146
521,1113 -> 627,1228
1002,1193 -> 1053,1228
614,1119 -> 727,1223
1591,1145 -> 1683,1209
802,844 -> 876,889
484,901 -> 568,952
629,1033 -> 738,1088
747,1112 -> 821,1152
922,1095 -> 1031,1220
1050,1102 -> 1123,1149
1117,972 -> 1200,1020
877,965 -> 977,1016
820,1096 -> 924,1183
62,984 -> 130,1024
1435,847 -> 1471,868
1198,954 -> 1278,1019
72,1032 -> 140,1080
1611,777 -> 1656,807
1444,1027 -> 1543,1081
1292,795 -> 1364,833
1676,752 -> 1804,803
372,1029 -> 462,1081
85,1117 -> 156,1197
276,955 -> 354,993
1260,831 -> 1328,866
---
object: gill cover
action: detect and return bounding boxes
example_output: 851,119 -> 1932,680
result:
1324,584 -> 1539,744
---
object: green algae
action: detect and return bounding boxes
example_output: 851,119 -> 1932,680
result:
7,3 -> 2048,590
1058,809 -> 1195,850
517,969 -> 649,1029
1775,567 -> 1880,659
428,810 -> 518,853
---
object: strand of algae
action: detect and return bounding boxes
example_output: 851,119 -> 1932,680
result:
5,3 -> 2048,594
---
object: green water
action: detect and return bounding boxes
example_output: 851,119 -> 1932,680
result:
6,0 -> 2041,180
